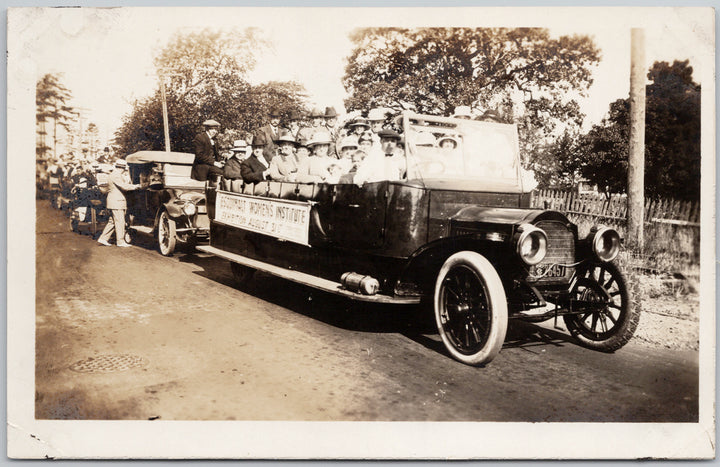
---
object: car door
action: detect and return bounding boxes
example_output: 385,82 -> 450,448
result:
325,181 -> 388,250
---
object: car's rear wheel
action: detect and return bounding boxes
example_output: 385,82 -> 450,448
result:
230,262 -> 255,286
157,210 -> 177,256
434,251 -> 508,366
563,262 -> 639,352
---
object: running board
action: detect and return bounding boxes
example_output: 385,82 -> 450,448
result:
129,225 -> 154,235
196,245 -> 421,305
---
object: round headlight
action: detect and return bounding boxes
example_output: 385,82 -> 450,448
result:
591,226 -> 620,262
182,202 -> 197,216
515,224 -> 548,266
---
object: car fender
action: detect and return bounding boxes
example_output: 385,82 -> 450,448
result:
394,235 -> 515,296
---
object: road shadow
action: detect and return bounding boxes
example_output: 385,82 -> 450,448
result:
184,254 -> 579,359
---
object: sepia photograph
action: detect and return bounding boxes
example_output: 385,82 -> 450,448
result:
6,4 -> 715,459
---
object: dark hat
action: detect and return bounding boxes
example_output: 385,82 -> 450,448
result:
378,129 -> 401,140
349,117 -> 370,129
274,130 -> 299,146
288,110 -> 303,121
252,131 -> 268,147
324,107 -> 338,118
480,109 -> 504,123
269,108 -> 281,118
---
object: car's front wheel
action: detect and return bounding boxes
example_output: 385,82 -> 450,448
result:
434,251 -> 508,366
563,262 -> 639,352
157,210 -> 177,256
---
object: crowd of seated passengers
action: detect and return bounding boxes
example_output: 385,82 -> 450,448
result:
223,127 -> 407,187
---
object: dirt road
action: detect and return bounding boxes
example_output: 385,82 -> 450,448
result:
35,200 -> 698,421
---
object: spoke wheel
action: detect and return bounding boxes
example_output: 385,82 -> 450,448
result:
563,262 -> 640,352
434,251 -> 508,366
157,210 -> 177,256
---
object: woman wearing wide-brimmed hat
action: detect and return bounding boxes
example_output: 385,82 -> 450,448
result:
269,130 -> 301,181
295,129 -> 335,183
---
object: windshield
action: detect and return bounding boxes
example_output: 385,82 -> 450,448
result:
402,113 -> 522,188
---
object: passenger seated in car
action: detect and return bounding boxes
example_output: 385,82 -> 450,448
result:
297,107 -> 326,142
437,135 -> 463,173
223,139 -> 249,180
240,132 -> 271,183
336,136 -> 358,172
338,149 -> 368,184
295,137 -> 311,166
325,163 -> 344,184
269,131 -> 301,182
354,129 -> 406,185
295,130 -> 334,183
358,132 -> 373,152
348,118 -> 371,138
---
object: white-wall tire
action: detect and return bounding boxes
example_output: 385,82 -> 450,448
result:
434,251 -> 508,366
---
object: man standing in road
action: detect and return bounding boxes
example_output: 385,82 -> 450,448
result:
97,159 -> 140,247
191,119 -> 224,181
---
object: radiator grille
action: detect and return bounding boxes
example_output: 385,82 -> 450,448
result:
528,220 -> 575,283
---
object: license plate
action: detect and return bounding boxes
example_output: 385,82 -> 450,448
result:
535,264 -> 566,278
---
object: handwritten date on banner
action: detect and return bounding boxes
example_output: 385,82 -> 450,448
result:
215,192 -> 312,245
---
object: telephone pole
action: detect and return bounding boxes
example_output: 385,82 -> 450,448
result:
159,76 -> 171,152
627,28 -> 645,251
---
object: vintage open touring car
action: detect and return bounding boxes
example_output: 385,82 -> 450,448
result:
197,112 -> 639,366
125,151 -> 210,256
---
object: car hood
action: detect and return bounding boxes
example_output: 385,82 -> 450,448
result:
452,206 -> 569,225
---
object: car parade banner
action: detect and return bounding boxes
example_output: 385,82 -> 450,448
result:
215,191 -> 311,246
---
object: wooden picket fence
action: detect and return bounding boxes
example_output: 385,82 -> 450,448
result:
531,189 -> 701,272
531,189 -> 700,227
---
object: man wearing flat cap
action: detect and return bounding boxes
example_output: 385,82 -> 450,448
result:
191,119 -> 224,181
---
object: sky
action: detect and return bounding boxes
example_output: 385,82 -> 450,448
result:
10,6 -> 713,147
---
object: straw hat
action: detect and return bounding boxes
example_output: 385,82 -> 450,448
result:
452,105 -> 472,119
339,135 -> 359,150
231,140 -> 249,152
367,108 -> 386,121
274,130 -> 299,146
202,119 -> 221,127
306,129 -> 333,147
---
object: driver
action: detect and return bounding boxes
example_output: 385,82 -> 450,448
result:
354,129 -> 405,185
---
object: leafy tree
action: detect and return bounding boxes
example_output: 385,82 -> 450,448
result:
343,27 -> 600,175
36,73 -> 75,159
114,28 -> 309,155
578,60 -> 701,201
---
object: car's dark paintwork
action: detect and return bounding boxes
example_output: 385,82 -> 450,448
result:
208,177 -> 577,306
202,112 -> 636,365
